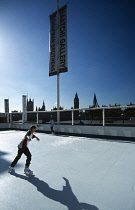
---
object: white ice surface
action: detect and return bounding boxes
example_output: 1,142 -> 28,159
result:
0,130 -> 135,210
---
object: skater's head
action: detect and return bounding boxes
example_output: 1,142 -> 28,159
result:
30,125 -> 37,133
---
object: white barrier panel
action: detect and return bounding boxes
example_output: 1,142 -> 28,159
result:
0,123 -> 10,129
55,125 -> 135,138
0,123 -> 135,138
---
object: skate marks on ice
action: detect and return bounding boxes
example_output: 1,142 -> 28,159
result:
11,173 -> 99,210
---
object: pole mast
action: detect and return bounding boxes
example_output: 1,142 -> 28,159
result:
57,0 -> 60,124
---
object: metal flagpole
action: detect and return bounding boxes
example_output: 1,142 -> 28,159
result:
57,0 -> 60,124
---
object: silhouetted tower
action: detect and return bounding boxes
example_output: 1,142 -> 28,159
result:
27,98 -> 34,111
42,100 -> 46,111
74,92 -> 79,109
38,100 -> 46,111
93,93 -> 99,107
74,92 -> 79,120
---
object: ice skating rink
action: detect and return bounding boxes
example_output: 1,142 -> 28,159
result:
0,130 -> 135,210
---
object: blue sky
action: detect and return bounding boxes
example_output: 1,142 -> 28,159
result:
0,0 -> 135,112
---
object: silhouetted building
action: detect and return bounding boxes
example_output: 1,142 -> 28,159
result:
109,103 -> 121,107
124,103 -> 135,118
52,106 -> 63,110
27,98 -> 34,121
74,92 -> 79,109
127,103 -> 135,107
92,93 -> 99,108
11,110 -> 22,122
0,113 -> 7,123
74,92 -> 79,120
27,98 -> 34,111
38,101 -> 46,111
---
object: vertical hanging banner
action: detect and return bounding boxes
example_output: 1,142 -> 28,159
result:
49,4 -> 68,76
58,4 -> 68,74
22,95 -> 27,122
49,11 -> 57,76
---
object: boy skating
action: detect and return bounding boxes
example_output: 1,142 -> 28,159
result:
8,125 -> 40,175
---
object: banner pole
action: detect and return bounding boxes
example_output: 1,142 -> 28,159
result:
57,0 -> 60,124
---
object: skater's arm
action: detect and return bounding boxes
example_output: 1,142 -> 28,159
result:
32,134 -> 40,141
25,130 -> 40,141
35,135 -> 40,141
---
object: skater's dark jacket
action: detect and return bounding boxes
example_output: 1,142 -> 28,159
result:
18,130 -> 36,149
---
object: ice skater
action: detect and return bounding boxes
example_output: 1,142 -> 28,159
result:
50,116 -> 55,134
8,125 -> 40,175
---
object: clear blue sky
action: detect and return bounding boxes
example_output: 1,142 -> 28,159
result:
0,0 -> 135,112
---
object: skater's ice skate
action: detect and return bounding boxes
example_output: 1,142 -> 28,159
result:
8,166 -> 15,174
24,167 -> 33,175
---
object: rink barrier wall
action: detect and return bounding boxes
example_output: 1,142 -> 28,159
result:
0,123 -> 135,141
0,123 -> 10,129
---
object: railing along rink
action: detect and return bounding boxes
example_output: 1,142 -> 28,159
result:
5,105 -> 135,127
